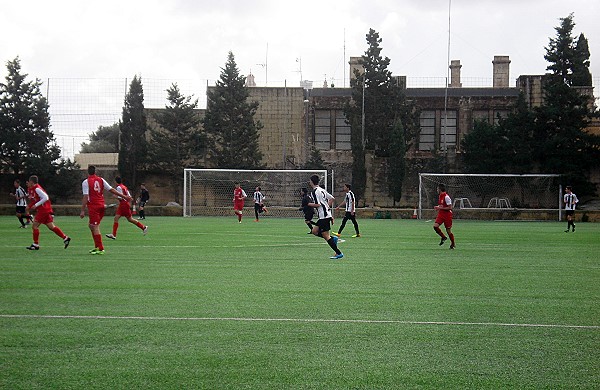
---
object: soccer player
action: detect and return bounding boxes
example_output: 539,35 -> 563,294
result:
253,186 -> 268,221
308,174 -> 343,259
11,179 -> 33,228
25,175 -> 71,250
299,187 -> 315,233
80,166 -> 132,255
233,182 -> 247,223
137,183 -> 150,220
105,176 -> 148,240
433,183 -> 456,249
563,185 -> 579,232
333,183 -> 360,238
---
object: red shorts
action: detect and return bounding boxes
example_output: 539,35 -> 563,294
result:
234,202 -> 244,211
34,210 -> 54,225
88,204 -> 106,226
117,202 -> 132,218
435,212 -> 453,229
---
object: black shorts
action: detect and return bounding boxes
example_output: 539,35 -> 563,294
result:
254,203 -> 265,213
304,210 -> 314,221
16,206 -> 26,214
139,201 -> 147,208
344,211 -> 355,219
316,218 -> 332,233
565,210 -> 575,217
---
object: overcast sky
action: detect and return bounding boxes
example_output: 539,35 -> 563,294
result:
2,0 -> 599,86
1,0 -> 599,157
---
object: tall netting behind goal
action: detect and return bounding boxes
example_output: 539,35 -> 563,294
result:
184,169 -> 328,217
419,173 -> 562,221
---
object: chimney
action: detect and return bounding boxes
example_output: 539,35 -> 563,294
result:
492,55 -> 511,88
349,57 -> 364,81
449,60 -> 462,87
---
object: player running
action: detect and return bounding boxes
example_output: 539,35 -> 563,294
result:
25,175 -> 71,250
433,183 -> 456,249
80,166 -> 132,255
105,176 -> 148,240
253,186 -> 268,222
308,174 -> 343,259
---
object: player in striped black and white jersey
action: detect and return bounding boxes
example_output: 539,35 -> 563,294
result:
11,179 -> 33,228
253,186 -> 268,221
308,174 -> 343,259
563,186 -> 579,232
333,184 -> 360,238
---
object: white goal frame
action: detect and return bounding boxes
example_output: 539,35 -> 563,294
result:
418,173 -> 562,221
183,169 -> 328,217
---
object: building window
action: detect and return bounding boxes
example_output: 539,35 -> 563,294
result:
314,109 -> 351,150
473,110 -> 490,125
440,110 -> 457,149
419,111 -> 435,151
335,111 -> 351,150
314,110 -> 331,150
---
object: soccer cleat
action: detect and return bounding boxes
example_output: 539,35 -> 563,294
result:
449,244 -> 455,250
89,248 -> 105,255
439,237 -> 447,246
572,227 -> 575,232
352,234 -> 361,238
63,236 -> 71,249
255,219 -> 259,222
19,225 -> 26,228
330,253 -> 344,259
332,232 -> 341,238
105,234 -> 116,240
142,226 -> 148,235
26,244 -> 40,250
564,230 -> 569,233
307,231 -> 313,234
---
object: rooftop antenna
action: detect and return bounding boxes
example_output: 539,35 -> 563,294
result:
256,43 -> 268,86
442,0 -> 451,169
343,28 -> 346,88
296,57 -> 303,82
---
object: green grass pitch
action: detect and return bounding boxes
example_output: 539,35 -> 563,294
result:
1,215 -> 599,389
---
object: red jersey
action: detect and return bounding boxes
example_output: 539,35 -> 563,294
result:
82,174 -> 112,207
438,191 -> 452,214
116,183 -> 131,205
29,184 -> 53,214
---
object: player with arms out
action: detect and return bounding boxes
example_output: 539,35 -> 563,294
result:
433,183 -> 456,249
563,185 -> 579,232
308,174 -> 343,259
80,166 -> 132,255
25,175 -> 71,250
105,176 -> 148,240
233,182 -> 247,223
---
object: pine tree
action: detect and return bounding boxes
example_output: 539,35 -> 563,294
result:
0,57 -> 60,175
118,75 -> 148,189
80,123 -> 119,153
304,146 -> 326,170
148,83 -> 204,202
387,120 -> 406,204
537,14 -> 599,195
572,33 -> 592,86
203,52 -> 263,169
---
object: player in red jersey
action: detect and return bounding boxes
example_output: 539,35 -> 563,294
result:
233,182 -> 247,223
433,183 -> 456,249
25,175 -> 71,250
105,176 -> 148,240
80,166 -> 131,255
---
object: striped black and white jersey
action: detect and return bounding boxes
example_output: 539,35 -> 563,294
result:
15,186 -> 27,207
344,190 -> 356,213
253,191 -> 265,204
311,186 -> 334,220
563,192 -> 578,211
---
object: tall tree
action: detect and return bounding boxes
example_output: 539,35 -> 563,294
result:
0,57 -> 60,175
80,123 -> 119,153
572,33 -> 592,86
387,120 -> 406,204
537,14 -> 599,195
118,75 -> 148,189
148,83 -> 204,202
203,52 -> 263,169
344,29 -> 417,200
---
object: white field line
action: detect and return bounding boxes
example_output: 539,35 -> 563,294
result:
1,314 -> 598,330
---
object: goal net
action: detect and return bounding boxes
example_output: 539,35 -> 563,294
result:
419,173 -> 561,221
183,169 -> 328,217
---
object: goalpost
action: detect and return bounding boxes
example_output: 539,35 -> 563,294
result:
418,173 -> 562,221
183,169 -> 328,217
